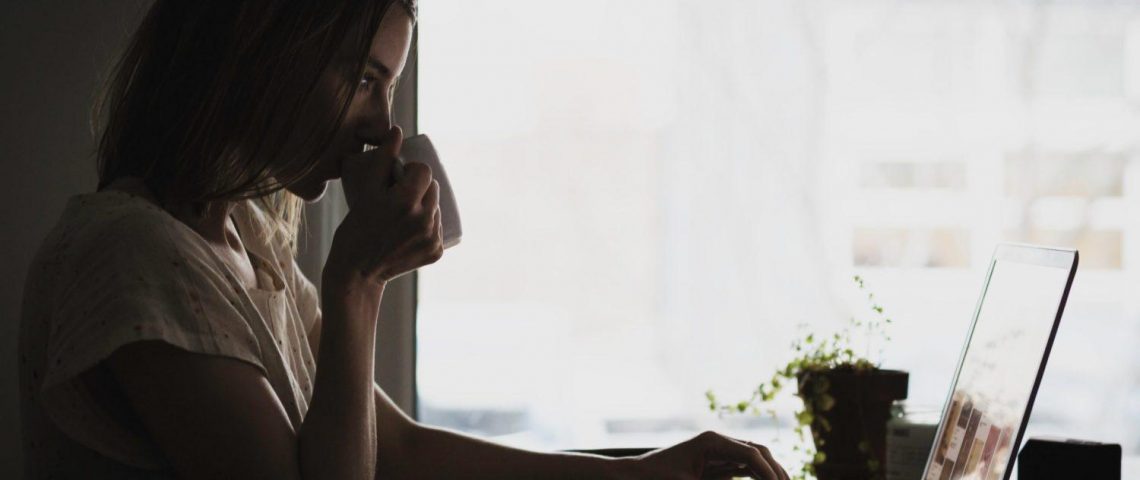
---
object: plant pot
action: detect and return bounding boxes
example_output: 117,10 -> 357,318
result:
796,367 -> 908,480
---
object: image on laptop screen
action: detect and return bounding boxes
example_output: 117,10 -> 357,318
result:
923,245 -> 1077,480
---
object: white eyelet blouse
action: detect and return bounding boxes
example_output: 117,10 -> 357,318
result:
18,190 -> 320,478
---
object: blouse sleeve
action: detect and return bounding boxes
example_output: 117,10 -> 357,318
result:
38,210 -> 265,467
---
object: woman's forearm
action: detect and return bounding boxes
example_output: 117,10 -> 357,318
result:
383,424 -> 635,480
298,275 -> 385,479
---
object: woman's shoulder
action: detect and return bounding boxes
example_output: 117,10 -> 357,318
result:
35,191 -> 220,281
56,190 -> 198,252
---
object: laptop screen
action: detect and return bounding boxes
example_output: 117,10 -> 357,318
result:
923,246 -> 1077,480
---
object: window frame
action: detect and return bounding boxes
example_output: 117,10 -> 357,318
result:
298,28 -> 420,418
379,25 -> 420,418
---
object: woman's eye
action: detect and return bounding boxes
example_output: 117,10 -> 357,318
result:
358,73 -> 383,91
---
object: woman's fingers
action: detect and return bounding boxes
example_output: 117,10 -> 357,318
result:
331,126 -> 447,283
415,180 -> 440,244
422,179 -> 440,210
341,127 -> 404,208
746,441 -> 789,480
701,462 -> 750,480
700,432 -> 780,480
432,204 -> 443,242
428,208 -> 444,262
339,152 -> 386,209
396,162 -> 433,203
378,126 -> 405,186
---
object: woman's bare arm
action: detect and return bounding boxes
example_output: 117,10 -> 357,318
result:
304,306 -> 627,478
298,315 -> 784,479
297,278 -> 385,479
372,385 -> 628,479
107,279 -> 386,479
107,343 -> 304,479
367,366 -> 785,479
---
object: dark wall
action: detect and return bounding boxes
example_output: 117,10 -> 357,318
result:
0,1 -> 151,476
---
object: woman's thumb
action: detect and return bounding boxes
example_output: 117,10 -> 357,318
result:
383,126 -> 405,158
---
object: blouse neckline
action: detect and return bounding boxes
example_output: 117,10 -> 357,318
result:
69,190 -> 287,294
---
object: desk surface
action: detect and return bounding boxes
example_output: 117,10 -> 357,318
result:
701,439 -> 1140,479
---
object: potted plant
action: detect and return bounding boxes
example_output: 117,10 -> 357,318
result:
707,276 -> 907,480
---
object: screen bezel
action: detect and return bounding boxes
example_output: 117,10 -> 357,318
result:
920,243 -> 1078,480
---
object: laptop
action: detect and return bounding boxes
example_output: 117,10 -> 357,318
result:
921,244 -> 1078,480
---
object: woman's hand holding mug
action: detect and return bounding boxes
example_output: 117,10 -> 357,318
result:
325,126 -> 443,288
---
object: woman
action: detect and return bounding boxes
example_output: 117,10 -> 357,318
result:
18,1 -> 788,478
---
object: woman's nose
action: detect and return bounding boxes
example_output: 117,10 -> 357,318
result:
357,99 -> 393,145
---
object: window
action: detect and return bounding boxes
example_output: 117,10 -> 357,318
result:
414,0 -> 1140,462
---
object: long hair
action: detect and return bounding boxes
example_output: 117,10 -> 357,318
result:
95,0 -> 417,251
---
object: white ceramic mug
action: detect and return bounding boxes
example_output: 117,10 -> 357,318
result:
398,134 -> 462,249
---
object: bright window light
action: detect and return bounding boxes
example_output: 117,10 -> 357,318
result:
416,0 -> 1140,460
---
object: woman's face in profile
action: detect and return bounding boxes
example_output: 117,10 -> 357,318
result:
285,8 -> 414,202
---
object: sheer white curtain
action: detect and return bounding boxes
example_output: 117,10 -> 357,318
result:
403,0 -> 1140,460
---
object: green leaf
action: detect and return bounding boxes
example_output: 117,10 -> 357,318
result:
817,393 -> 836,412
813,376 -> 831,394
704,390 -> 718,411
